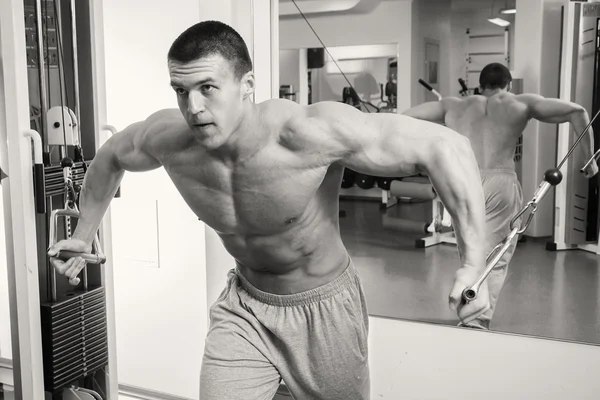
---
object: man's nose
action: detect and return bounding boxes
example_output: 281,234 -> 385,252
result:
188,91 -> 206,115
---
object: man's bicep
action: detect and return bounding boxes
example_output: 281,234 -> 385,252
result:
310,102 -> 444,176
520,94 -> 582,124
338,113 -> 437,177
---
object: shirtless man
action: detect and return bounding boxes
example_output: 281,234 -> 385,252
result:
404,62 -> 599,330
48,21 -> 489,399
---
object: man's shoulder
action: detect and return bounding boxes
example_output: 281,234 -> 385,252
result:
492,93 -> 532,115
264,100 -> 356,152
142,109 -> 192,152
259,98 -> 305,122
144,108 -> 188,131
260,99 -> 348,133
441,96 -> 473,111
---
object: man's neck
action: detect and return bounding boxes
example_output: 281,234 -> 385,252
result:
213,102 -> 265,163
481,88 -> 504,97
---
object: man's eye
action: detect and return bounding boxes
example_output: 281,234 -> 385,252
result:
201,85 -> 215,93
175,88 -> 187,95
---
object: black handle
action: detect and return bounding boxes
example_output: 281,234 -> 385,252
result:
418,79 -> 433,91
458,78 -> 468,92
33,163 -> 45,213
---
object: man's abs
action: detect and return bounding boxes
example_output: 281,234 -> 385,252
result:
223,218 -> 350,295
162,144 -> 350,294
445,94 -> 529,170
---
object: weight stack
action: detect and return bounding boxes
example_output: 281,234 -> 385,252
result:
41,286 -> 109,394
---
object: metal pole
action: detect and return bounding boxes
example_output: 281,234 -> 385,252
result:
70,0 -> 82,146
35,0 -> 50,153
504,27 -> 509,66
47,198 -> 57,303
54,0 -> 67,160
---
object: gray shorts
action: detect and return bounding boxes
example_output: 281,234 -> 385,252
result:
200,258 -> 370,400
465,168 -> 523,329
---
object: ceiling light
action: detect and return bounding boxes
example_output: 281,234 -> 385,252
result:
488,17 -> 511,27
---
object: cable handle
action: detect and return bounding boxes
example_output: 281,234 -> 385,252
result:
48,206 -> 106,265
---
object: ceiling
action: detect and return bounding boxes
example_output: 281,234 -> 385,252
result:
279,0 -> 382,18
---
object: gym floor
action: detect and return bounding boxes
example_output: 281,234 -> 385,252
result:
339,197 -> 600,345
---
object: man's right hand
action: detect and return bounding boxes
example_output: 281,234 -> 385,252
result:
48,239 -> 92,286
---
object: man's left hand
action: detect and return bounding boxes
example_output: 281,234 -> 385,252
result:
449,267 -> 491,324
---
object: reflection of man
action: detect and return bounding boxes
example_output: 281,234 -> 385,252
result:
404,62 -> 599,330
48,21 -> 489,399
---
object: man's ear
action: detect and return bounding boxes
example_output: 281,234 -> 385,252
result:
241,71 -> 256,99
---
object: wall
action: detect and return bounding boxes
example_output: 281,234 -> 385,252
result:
102,0 -> 207,398
0,185 -> 10,360
369,317 -> 600,399
279,0 -> 412,112
538,0 -> 563,235
411,0 -> 452,106
513,0 -> 562,237
0,31 -> 11,361
449,3 -> 516,99
279,49 -> 300,100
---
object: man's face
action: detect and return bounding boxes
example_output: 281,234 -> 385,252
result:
169,54 -> 253,149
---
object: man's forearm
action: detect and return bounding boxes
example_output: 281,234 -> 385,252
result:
72,152 -> 124,245
570,108 -> 594,160
425,138 -> 486,270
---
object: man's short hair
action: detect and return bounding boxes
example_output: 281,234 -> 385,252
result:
168,20 -> 253,80
479,63 -> 512,90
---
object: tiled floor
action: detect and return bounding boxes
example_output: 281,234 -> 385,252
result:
339,197 -> 600,345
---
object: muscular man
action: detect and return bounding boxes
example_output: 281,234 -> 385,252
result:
404,62 -> 599,330
48,21 -> 488,399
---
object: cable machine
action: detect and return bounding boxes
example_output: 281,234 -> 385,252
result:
2,0 -> 118,398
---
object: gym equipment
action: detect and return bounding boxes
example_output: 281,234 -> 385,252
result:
63,386 -> 103,400
463,107 -> 600,302
2,0 -> 118,398
383,177 -> 456,248
47,106 -> 80,146
279,85 -> 296,102
341,168 -> 357,189
40,285 -> 108,393
418,79 -> 442,101
50,206 -> 107,270
41,160 -> 108,396
376,177 -> 392,191
382,217 -> 428,235
550,2 -> 600,255
389,180 -> 436,200
458,78 -> 480,97
354,173 -> 377,190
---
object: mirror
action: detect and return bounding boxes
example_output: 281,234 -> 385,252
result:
279,0 -> 600,348
279,44 -> 397,113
